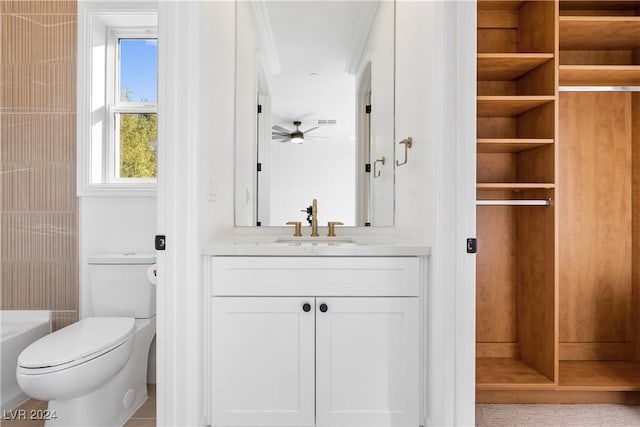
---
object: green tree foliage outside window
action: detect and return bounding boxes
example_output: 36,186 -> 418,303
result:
119,112 -> 157,178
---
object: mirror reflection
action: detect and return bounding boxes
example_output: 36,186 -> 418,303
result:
235,0 -> 395,227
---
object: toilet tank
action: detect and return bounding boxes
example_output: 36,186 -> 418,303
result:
88,253 -> 156,318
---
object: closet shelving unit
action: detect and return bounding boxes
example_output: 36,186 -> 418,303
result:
556,0 -> 640,394
476,0 -> 558,394
477,0 -> 640,403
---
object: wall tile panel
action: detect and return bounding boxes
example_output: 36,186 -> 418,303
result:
1,261 -> 77,310
0,64 -> 76,113
1,114 -> 75,163
0,0 -> 78,320
1,14 -> 76,65
2,162 -> 76,211
1,213 -> 77,261
1,1 -> 76,15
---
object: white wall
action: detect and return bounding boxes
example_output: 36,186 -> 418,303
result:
394,2 -> 477,425
198,1 -> 236,241
79,196 -> 157,382
394,3 -> 439,424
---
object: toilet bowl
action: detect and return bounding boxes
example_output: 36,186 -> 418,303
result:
17,317 -> 156,426
17,317 -> 135,401
16,253 -> 156,426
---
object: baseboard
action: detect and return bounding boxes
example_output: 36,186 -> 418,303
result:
477,390 -> 640,404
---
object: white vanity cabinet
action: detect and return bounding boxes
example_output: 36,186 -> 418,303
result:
314,297 -> 419,427
207,256 -> 425,427
212,297 -> 316,427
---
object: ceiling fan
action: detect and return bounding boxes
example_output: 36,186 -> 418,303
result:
272,121 -> 328,144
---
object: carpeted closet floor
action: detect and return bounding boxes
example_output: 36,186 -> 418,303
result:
477,404 -> 640,426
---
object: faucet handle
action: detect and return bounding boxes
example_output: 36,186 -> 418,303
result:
327,221 -> 344,237
300,206 -> 313,225
286,221 -> 302,237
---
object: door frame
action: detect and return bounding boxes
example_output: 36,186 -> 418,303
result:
156,1 -> 203,425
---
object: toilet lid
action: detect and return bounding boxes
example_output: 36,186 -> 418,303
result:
19,317 -> 135,369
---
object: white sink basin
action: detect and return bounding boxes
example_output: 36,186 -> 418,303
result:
274,237 -> 356,246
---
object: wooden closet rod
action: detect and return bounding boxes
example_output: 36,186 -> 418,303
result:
476,199 -> 551,206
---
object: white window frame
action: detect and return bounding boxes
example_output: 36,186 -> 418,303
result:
77,1 -> 158,196
106,28 -> 158,184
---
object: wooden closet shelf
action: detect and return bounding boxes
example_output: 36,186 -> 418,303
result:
477,1 -> 525,10
560,17 -> 640,50
559,1 -> 640,11
477,96 -> 555,117
477,183 -> 555,190
478,54 -> 554,81
477,358 -> 555,389
559,361 -> 640,391
477,138 -> 554,153
559,65 -> 640,86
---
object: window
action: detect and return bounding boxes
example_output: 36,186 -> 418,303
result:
77,5 -> 158,195
108,31 -> 158,182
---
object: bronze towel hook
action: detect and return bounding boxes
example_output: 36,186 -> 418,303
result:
396,137 -> 413,166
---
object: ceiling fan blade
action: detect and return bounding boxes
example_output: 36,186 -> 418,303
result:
272,132 -> 290,137
272,136 -> 290,141
272,125 -> 293,133
302,126 -> 319,134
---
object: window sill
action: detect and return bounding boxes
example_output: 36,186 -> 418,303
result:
78,183 -> 157,198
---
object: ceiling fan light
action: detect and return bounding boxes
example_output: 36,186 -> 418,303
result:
291,130 -> 304,144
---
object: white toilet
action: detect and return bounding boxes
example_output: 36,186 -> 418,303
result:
17,253 -> 157,426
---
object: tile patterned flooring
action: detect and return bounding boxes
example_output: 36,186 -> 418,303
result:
1,385 -> 155,427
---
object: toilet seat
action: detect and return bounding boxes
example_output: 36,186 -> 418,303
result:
18,317 -> 135,375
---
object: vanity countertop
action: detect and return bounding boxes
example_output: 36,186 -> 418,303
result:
203,235 -> 430,256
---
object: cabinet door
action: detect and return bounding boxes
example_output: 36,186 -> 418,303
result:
316,297 -> 419,427
212,297 -> 315,427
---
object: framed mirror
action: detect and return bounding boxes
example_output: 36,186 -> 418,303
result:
235,0 -> 395,227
